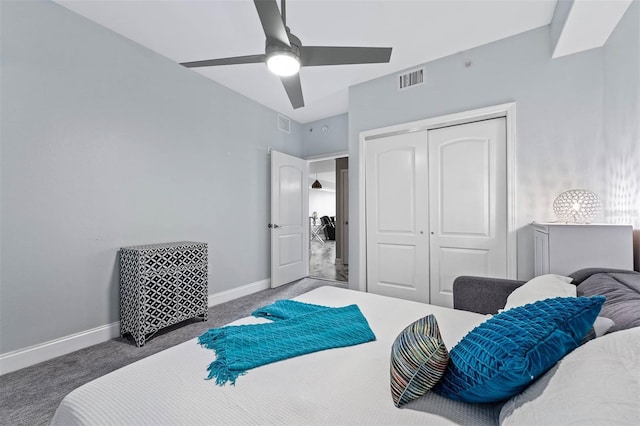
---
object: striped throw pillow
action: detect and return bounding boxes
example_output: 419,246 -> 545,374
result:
390,314 -> 449,407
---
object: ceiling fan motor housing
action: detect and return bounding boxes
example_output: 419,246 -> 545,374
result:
266,30 -> 301,61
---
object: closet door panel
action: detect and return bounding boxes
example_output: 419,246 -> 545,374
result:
438,138 -> 490,236
376,148 -> 416,233
365,131 -> 429,303
428,118 -> 508,308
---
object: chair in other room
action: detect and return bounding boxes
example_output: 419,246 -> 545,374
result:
321,216 -> 335,241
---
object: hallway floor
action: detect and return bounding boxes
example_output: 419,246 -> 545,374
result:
309,239 -> 348,282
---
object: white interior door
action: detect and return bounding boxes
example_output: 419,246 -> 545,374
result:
271,150 -> 309,288
428,118 -> 507,307
365,131 -> 429,302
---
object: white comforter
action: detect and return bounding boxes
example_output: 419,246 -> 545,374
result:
51,287 -> 493,426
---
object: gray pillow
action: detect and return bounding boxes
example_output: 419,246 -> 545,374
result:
576,272 -> 640,333
569,268 -> 638,285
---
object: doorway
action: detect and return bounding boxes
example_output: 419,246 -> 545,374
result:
308,157 -> 348,282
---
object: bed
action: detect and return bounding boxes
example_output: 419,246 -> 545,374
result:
51,285 -> 640,425
51,287 -> 501,425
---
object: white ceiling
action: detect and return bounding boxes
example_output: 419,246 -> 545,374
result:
55,0 -> 558,123
552,0 -> 633,58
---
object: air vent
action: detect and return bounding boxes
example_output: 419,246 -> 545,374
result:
278,114 -> 291,133
398,67 -> 425,91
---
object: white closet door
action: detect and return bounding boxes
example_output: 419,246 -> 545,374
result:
428,118 -> 507,307
365,131 -> 429,302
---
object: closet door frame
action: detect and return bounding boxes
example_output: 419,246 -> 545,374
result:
357,102 -> 517,293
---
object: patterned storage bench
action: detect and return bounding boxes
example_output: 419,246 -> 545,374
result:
120,241 -> 208,347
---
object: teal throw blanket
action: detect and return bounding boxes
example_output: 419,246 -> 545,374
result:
198,300 -> 376,385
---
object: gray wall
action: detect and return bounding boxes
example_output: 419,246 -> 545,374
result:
301,113 -> 349,158
349,17 -> 639,288
603,1 -> 640,269
0,0 -> 302,354
549,0 -> 574,55
300,113 -> 349,260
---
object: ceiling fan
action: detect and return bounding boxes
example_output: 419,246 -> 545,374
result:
180,0 -> 392,109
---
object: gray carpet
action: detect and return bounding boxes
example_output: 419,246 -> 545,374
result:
0,278 -> 347,426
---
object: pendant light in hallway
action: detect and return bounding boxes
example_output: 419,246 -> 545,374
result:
312,174 -> 322,189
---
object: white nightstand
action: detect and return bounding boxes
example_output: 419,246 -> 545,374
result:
531,222 -> 633,277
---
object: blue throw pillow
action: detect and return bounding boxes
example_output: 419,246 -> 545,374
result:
434,296 -> 605,403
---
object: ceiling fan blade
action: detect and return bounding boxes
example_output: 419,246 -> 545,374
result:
280,74 -> 304,109
301,46 -> 392,67
254,0 -> 290,47
180,54 -> 266,68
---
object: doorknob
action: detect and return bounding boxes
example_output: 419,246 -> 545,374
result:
268,224 -> 280,229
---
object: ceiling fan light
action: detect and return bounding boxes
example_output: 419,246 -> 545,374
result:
266,51 -> 300,76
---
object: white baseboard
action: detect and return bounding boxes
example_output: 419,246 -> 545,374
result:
0,278 -> 272,376
208,278 -> 271,306
0,321 -> 121,376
